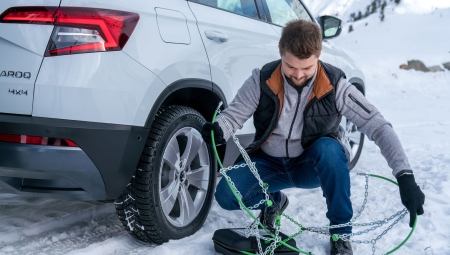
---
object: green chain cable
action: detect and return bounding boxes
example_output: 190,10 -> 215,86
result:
210,108 -> 416,254
211,110 -> 311,255
369,174 -> 417,254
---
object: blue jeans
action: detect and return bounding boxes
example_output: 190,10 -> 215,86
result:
215,137 -> 353,234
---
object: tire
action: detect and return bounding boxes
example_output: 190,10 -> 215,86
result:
115,105 -> 217,244
343,119 -> 365,170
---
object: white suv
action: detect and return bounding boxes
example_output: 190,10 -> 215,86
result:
0,0 -> 366,244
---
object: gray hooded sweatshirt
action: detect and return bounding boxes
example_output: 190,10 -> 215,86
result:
216,63 -> 411,177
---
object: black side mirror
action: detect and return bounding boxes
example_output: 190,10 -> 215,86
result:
318,15 -> 342,39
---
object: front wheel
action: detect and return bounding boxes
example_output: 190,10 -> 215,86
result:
115,105 -> 217,244
342,119 -> 365,170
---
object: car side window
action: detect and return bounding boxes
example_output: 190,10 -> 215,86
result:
265,0 -> 311,26
190,0 -> 259,19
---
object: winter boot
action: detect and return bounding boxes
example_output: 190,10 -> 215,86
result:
330,236 -> 353,255
257,192 -> 289,229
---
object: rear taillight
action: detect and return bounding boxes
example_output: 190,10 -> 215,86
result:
47,8 -> 140,56
0,6 -> 140,56
0,6 -> 56,24
0,134 -> 78,147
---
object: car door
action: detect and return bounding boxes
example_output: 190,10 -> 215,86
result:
261,0 -> 337,65
187,0 -> 280,135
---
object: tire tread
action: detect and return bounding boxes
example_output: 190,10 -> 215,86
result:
115,105 -> 212,245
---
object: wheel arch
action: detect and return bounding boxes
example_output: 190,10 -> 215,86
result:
144,78 -> 228,162
348,77 -> 365,95
144,79 -> 227,128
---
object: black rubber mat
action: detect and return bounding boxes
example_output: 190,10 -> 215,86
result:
212,228 -> 299,255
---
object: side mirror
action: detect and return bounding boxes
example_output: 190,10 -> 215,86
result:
318,15 -> 342,39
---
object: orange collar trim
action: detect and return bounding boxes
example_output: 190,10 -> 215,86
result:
307,62 -> 333,104
265,63 -> 284,117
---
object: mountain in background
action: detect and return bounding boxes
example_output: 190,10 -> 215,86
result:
303,0 -> 450,24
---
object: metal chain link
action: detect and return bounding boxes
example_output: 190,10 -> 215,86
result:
218,109 -> 282,255
270,229 -> 303,254
352,173 -> 370,222
218,111 -> 271,206
300,173 -> 408,255
214,106 -> 410,255
220,163 -> 253,172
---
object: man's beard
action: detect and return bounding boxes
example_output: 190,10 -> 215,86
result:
289,76 -> 309,88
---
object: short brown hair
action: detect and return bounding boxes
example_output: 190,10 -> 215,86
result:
279,19 -> 322,59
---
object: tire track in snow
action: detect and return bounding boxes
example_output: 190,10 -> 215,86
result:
0,203 -> 135,255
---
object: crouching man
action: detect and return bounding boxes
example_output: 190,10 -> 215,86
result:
201,19 -> 425,255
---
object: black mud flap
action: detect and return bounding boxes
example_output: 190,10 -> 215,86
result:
212,228 -> 300,255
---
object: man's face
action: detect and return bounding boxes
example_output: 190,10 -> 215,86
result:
280,51 -> 318,88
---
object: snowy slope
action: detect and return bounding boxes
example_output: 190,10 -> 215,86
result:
1,2 -> 450,255
302,0 -> 450,21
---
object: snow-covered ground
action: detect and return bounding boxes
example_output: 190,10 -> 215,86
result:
1,1 -> 449,255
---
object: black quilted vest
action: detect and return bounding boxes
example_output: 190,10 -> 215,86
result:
243,59 -> 346,157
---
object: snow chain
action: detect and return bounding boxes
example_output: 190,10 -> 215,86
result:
211,102 -> 416,255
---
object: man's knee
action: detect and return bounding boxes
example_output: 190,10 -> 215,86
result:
308,137 -> 349,173
310,137 -> 344,152
309,137 -> 346,159
215,178 -> 239,210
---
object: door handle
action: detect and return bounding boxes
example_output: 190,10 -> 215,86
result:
204,30 -> 229,42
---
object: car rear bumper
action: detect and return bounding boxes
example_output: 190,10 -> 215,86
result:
0,114 -> 149,200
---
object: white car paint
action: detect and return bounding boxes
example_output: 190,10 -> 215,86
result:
0,0 -> 60,115
1,0 -> 365,128
111,0 -> 212,87
187,1 -> 281,135
30,0 -> 211,125
33,51 -> 166,126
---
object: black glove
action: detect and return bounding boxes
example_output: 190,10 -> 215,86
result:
397,173 -> 425,227
200,122 -> 226,146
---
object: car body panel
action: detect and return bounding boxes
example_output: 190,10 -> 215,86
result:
60,0 -> 215,87
0,0 -> 60,115
188,1 -> 280,135
59,0 -> 211,102
33,51 -> 166,126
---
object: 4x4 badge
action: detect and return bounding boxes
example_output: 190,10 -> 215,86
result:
1,71 -> 31,79
9,89 -> 28,95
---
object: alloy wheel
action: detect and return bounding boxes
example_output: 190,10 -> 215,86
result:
342,119 -> 364,169
159,127 -> 211,227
